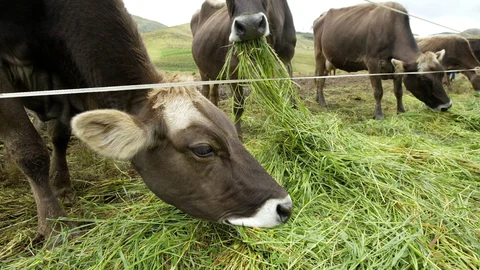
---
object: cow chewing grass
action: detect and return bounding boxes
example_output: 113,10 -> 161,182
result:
1,39 -> 480,269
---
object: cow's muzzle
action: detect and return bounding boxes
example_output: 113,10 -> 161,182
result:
429,100 -> 452,112
229,12 -> 269,42
224,195 -> 293,227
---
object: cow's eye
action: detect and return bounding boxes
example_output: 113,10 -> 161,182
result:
191,144 -> 215,158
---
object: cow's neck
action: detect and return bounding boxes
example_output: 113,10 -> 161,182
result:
86,74 -> 162,116
102,89 -> 150,115
392,20 -> 422,63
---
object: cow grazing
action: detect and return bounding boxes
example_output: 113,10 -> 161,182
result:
191,0 -> 297,135
0,0 -> 292,239
313,2 -> 452,119
417,35 -> 480,93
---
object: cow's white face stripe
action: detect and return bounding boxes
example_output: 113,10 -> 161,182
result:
163,96 -> 208,133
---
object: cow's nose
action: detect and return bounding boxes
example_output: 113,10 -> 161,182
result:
276,201 -> 293,223
232,13 -> 269,41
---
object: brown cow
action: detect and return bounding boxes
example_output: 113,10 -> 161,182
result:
0,0 -> 292,239
417,35 -> 480,93
314,2 -> 452,119
191,0 -> 297,135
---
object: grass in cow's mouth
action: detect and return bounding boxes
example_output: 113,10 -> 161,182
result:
1,39 -> 479,269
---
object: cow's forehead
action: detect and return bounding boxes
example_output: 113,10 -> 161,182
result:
417,52 -> 442,72
163,96 -> 209,133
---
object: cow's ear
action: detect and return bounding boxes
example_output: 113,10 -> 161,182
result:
71,109 -> 149,161
391,58 -> 405,73
435,49 -> 446,62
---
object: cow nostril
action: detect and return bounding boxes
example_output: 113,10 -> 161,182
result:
234,21 -> 246,37
258,16 -> 267,33
276,203 -> 292,223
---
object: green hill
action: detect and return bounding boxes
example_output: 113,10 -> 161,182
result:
142,24 -> 316,75
132,15 -> 167,34
142,24 -> 197,72
461,28 -> 480,37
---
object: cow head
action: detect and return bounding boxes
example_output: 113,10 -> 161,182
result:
226,0 -> 270,42
71,86 -> 292,228
392,50 -> 452,111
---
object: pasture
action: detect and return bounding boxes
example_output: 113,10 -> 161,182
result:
1,24 -> 479,269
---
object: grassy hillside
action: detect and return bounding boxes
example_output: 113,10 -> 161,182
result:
131,15 -> 167,34
462,28 -> 480,36
142,24 -> 197,73
142,24 -> 317,75
292,32 -> 316,75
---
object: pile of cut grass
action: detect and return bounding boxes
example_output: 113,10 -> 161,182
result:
1,39 -> 479,269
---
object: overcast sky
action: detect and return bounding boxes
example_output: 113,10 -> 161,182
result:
123,0 -> 480,36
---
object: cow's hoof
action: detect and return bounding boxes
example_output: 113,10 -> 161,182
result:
35,219 -> 76,249
54,187 -> 76,206
374,114 -> 384,120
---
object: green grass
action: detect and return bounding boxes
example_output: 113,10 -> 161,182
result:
1,32 -> 480,269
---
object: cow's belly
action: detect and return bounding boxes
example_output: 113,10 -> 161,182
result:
328,56 -> 367,73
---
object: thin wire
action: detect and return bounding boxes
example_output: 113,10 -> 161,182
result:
0,68 -> 476,99
363,0 -> 467,35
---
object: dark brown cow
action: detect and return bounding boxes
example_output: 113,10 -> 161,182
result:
417,35 -> 480,92
0,0 -> 292,239
314,2 -> 452,119
191,0 -> 297,134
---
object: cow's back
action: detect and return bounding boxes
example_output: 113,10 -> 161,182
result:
417,35 -> 480,70
190,0 -> 225,37
191,5 -> 232,79
316,2 -> 418,72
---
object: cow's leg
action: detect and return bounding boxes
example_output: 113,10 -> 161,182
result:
369,76 -> 384,120
48,119 -> 74,204
366,60 -> 385,119
315,56 -> 328,107
444,73 -> 453,91
210,83 -> 220,106
199,74 -> 211,101
393,75 -> 405,114
232,83 -> 244,137
0,73 -> 67,239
